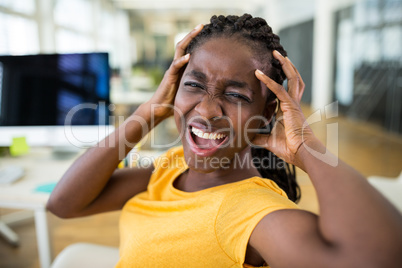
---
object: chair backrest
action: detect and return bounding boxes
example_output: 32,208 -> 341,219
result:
51,242 -> 119,268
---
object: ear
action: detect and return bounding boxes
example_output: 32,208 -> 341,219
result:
260,99 -> 277,128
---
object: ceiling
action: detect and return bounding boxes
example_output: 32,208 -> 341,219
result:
112,0 -> 317,32
113,0 -> 359,32
112,0 -> 267,11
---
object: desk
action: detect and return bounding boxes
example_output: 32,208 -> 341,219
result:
0,148 -> 82,268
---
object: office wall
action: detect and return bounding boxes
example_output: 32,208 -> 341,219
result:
334,0 -> 402,134
279,19 -> 314,104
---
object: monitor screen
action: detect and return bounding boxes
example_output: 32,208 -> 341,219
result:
0,52 -> 110,126
0,52 -> 114,147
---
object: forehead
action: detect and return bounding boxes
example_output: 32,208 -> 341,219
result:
187,37 -> 262,79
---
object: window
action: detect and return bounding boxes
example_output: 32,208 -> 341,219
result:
0,0 -> 131,78
54,0 -> 94,53
0,13 -> 39,55
0,0 -> 35,15
54,0 -> 92,32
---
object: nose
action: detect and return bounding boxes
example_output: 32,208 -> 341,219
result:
194,95 -> 223,120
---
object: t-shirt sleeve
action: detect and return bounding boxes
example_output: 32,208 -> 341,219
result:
214,179 -> 299,265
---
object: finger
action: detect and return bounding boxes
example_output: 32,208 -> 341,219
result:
286,57 -> 305,102
275,99 -> 283,119
168,53 -> 190,76
273,50 -> 300,101
174,24 -> 204,60
159,54 -> 191,90
251,133 -> 270,148
286,57 -> 304,86
255,69 -> 290,103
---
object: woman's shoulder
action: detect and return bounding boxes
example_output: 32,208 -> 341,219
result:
223,176 -> 292,201
216,177 -> 299,229
215,177 -> 299,264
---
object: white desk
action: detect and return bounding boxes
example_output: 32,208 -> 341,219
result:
0,148 -> 82,268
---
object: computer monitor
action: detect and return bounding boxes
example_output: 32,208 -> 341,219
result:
0,52 -> 115,148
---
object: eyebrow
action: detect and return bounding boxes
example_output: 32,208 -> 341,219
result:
225,80 -> 255,96
186,70 -> 207,81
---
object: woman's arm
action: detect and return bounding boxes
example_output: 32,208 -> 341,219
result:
251,52 -> 402,267
46,106 -> 155,218
46,24 -> 204,218
250,140 -> 402,267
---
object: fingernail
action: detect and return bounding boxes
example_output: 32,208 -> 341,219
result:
184,53 -> 190,60
274,50 -> 282,56
194,24 -> 203,30
256,69 -> 264,75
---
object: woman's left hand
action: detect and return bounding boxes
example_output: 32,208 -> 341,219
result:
143,24 -> 203,122
252,51 -> 316,170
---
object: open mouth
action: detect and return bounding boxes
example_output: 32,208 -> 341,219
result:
187,126 -> 229,157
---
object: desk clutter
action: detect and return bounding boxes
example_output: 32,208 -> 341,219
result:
34,183 -> 57,194
0,166 -> 25,184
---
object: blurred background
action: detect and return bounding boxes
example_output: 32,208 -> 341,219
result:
1,0 -> 401,135
0,0 -> 401,267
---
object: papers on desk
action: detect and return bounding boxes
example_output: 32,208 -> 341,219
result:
0,166 -> 56,193
0,166 -> 25,184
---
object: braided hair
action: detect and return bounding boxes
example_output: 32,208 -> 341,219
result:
185,14 -> 301,203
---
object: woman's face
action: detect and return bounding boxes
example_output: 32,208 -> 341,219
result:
174,37 -> 275,173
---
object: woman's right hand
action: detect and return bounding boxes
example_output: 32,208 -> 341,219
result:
144,24 -> 204,122
253,51 -> 317,171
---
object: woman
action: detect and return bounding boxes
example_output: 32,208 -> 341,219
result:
47,14 -> 402,267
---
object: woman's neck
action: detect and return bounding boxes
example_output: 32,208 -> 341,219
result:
175,147 -> 261,192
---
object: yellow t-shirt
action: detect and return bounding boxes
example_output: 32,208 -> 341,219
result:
117,146 -> 299,268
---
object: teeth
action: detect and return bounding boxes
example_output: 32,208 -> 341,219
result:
191,127 -> 227,140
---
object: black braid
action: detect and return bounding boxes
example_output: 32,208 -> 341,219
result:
186,14 -> 301,203
252,120 -> 301,203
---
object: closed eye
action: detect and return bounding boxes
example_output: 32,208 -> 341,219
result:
184,81 -> 205,90
225,93 -> 251,103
